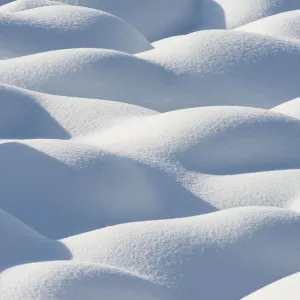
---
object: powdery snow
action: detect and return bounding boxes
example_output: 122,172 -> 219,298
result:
1,0 -> 300,299
1,30 -> 300,110
0,5 -> 151,58
236,10 -> 300,40
63,207 -> 300,300
0,261 -> 169,300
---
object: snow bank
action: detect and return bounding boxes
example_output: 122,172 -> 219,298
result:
63,207 -> 300,300
0,261 -> 169,300
0,5 -> 151,58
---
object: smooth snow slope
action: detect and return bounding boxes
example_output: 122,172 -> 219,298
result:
0,261 -> 169,300
1,0 -> 300,299
1,30 -> 300,109
0,208 -> 69,271
63,207 -> 300,300
237,10 -> 300,40
60,0 -> 300,40
0,84 -> 156,139
272,98 -> 300,119
0,5 -> 151,58
0,0 -> 66,13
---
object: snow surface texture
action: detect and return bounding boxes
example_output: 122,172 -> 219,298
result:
1,0 -> 300,299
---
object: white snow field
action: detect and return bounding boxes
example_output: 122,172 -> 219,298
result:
1,0 -> 300,299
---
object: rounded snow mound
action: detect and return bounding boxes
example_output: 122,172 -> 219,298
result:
236,10 -> 300,40
59,0 -> 300,41
243,272 -> 300,300
81,105 -> 300,212
0,5 -> 151,58
207,0 -> 300,29
58,0 -> 204,41
0,139 -> 214,239
0,261 -> 169,300
83,106 -> 300,175
0,84 -> 156,139
63,206 -> 300,300
0,208 -> 69,271
0,0 -> 66,13
2,30 -> 300,110
141,30 -> 300,109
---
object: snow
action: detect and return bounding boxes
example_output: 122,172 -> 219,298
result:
0,5 -> 151,58
236,10 -> 300,40
1,0 -> 300,299
272,98 -> 300,119
63,207 -> 300,300
0,0 -> 66,13
59,0 -> 300,41
0,208 -> 69,271
243,272 -> 300,300
1,30 -> 300,110
0,261 -> 168,300
0,84 -> 156,139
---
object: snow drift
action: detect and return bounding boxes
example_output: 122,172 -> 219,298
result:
1,0 -> 300,299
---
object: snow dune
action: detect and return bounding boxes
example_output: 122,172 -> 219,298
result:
1,0 -> 300,299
